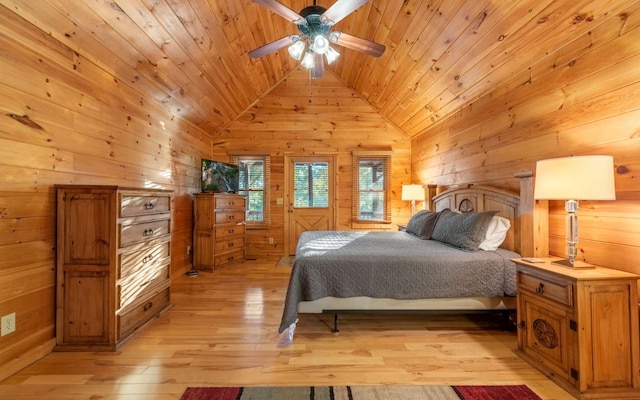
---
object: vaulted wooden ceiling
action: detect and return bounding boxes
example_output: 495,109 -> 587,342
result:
7,0 -> 631,138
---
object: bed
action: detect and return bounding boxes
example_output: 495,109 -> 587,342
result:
279,185 -> 523,336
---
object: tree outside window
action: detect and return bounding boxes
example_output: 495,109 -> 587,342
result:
234,155 -> 270,228
352,153 -> 391,224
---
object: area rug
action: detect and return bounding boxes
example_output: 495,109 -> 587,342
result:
180,385 -> 542,400
276,256 -> 295,267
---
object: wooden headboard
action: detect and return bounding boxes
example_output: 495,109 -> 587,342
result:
430,185 -> 522,255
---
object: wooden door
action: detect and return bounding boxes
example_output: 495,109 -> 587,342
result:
286,156 -> 335,255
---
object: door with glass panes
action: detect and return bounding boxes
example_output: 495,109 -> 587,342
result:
286,156 -> 335,255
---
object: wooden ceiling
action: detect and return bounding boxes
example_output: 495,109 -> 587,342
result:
6,0 -> 632,138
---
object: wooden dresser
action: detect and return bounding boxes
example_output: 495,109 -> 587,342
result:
193,193 -> 246,272
55,185 -> 173,351
514,258 -> 640,399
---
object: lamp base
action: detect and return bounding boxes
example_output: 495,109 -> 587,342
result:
552,258 -> 595,269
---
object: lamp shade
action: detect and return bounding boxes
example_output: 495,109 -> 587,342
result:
534,155 -> 616,200
401,184 -> 425,201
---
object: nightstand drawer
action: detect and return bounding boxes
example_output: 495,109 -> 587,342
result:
519,272 -> 573,307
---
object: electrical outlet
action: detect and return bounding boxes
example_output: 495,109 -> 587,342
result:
268,237 -> 274,244
1,313 -> 16,336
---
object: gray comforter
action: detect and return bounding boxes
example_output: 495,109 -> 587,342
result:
279,230 -> 519,333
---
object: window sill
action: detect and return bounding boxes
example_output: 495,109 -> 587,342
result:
351,221 -> 393,230
246,223 -> 270,230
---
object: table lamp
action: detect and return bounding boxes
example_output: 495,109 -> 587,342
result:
402,184 -> 425,215
534,155 -> 616,268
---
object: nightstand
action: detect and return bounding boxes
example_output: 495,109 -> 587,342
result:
513,258 -> 640,399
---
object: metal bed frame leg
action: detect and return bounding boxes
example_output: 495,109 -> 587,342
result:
502,311 -> 513,332
333,313 -> 339,333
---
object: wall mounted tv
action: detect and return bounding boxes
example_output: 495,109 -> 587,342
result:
201,159 -> 239,193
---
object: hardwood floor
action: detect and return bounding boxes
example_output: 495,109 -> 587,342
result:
0,259 -> 574,399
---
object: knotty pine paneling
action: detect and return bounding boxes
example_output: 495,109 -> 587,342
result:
411,4 -> 640,272
0,5 -> 208,380
216,68 -> 412,258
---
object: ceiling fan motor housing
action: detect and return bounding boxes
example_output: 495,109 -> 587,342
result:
298,5 -> 331,40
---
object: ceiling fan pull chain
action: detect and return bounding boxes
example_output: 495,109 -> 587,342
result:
308,71 -> 312,103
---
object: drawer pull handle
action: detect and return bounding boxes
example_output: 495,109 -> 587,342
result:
228,256 -> 234,262
142,254 -> 154,263
144,203 -> 155,210
229,202 -> 234,206
228,242 -> 234,248
143,301 -> 153,311
535,283 -> 545,295
143,229 -> 154,237
229,215 -> 235,220
228,229 -> 235,234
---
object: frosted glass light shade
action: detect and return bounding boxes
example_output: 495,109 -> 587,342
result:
313,35 -> 329,54
401,184 -> 425,201
534,155 -> 616,200
325,46 -> 340,64
301,51 -> 315,69
288,40 -> 305,60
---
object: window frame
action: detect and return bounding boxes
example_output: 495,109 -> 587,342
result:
352,151 -> 392,227
232,155 -> 270,229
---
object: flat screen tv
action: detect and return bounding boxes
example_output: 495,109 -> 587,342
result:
201,159 -> 239,193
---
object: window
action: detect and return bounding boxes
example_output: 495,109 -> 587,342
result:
352,152 -> 391,224
293,162 -> 329,208
233,155 -> 270,228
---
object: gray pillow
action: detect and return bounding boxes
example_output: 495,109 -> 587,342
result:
431,209 -> 498,251
405,210 -> 441,239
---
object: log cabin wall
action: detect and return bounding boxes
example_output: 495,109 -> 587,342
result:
0,6 -> 208,379
215,68 -> 411,258
410,6 -> 640,274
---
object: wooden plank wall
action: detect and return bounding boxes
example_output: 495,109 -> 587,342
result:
0,6 -> 209,379
410,8 -> 640,273
215,68 -> 412,258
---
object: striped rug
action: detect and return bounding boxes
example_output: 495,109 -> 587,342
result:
180,385 -> 542,400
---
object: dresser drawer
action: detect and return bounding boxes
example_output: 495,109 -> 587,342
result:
120,194 -> 171,217
118,263 -> 170,310
519,272 -> 573,307
119,241 -> 170,279
215,211 -> 245,225
120,219 -> 170,247
118,287 -> 170,339
214,237 -> 244,253
215,224 -> 245,239
214,249 -> 244,267
215,195 -> 245,210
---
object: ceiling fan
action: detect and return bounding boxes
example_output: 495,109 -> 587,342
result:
249,0 -> 386,79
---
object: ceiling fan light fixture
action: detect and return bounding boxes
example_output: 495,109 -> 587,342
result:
312,34 -> 329,54
325,45 -> 340,64
288,39 -> 306,60
301,50 -> 315,69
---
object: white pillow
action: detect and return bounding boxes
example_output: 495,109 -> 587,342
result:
479,215 -> 511,251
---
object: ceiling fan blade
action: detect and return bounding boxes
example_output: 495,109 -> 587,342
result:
322,0 -> 369,25
329,31 -> 385,57
253,0 -> 304,23
311,52 -> 325,79
248,36 -> 297,58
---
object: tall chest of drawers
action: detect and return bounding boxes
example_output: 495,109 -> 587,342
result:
55,185 -> 173,351
193,193 -> 245,272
